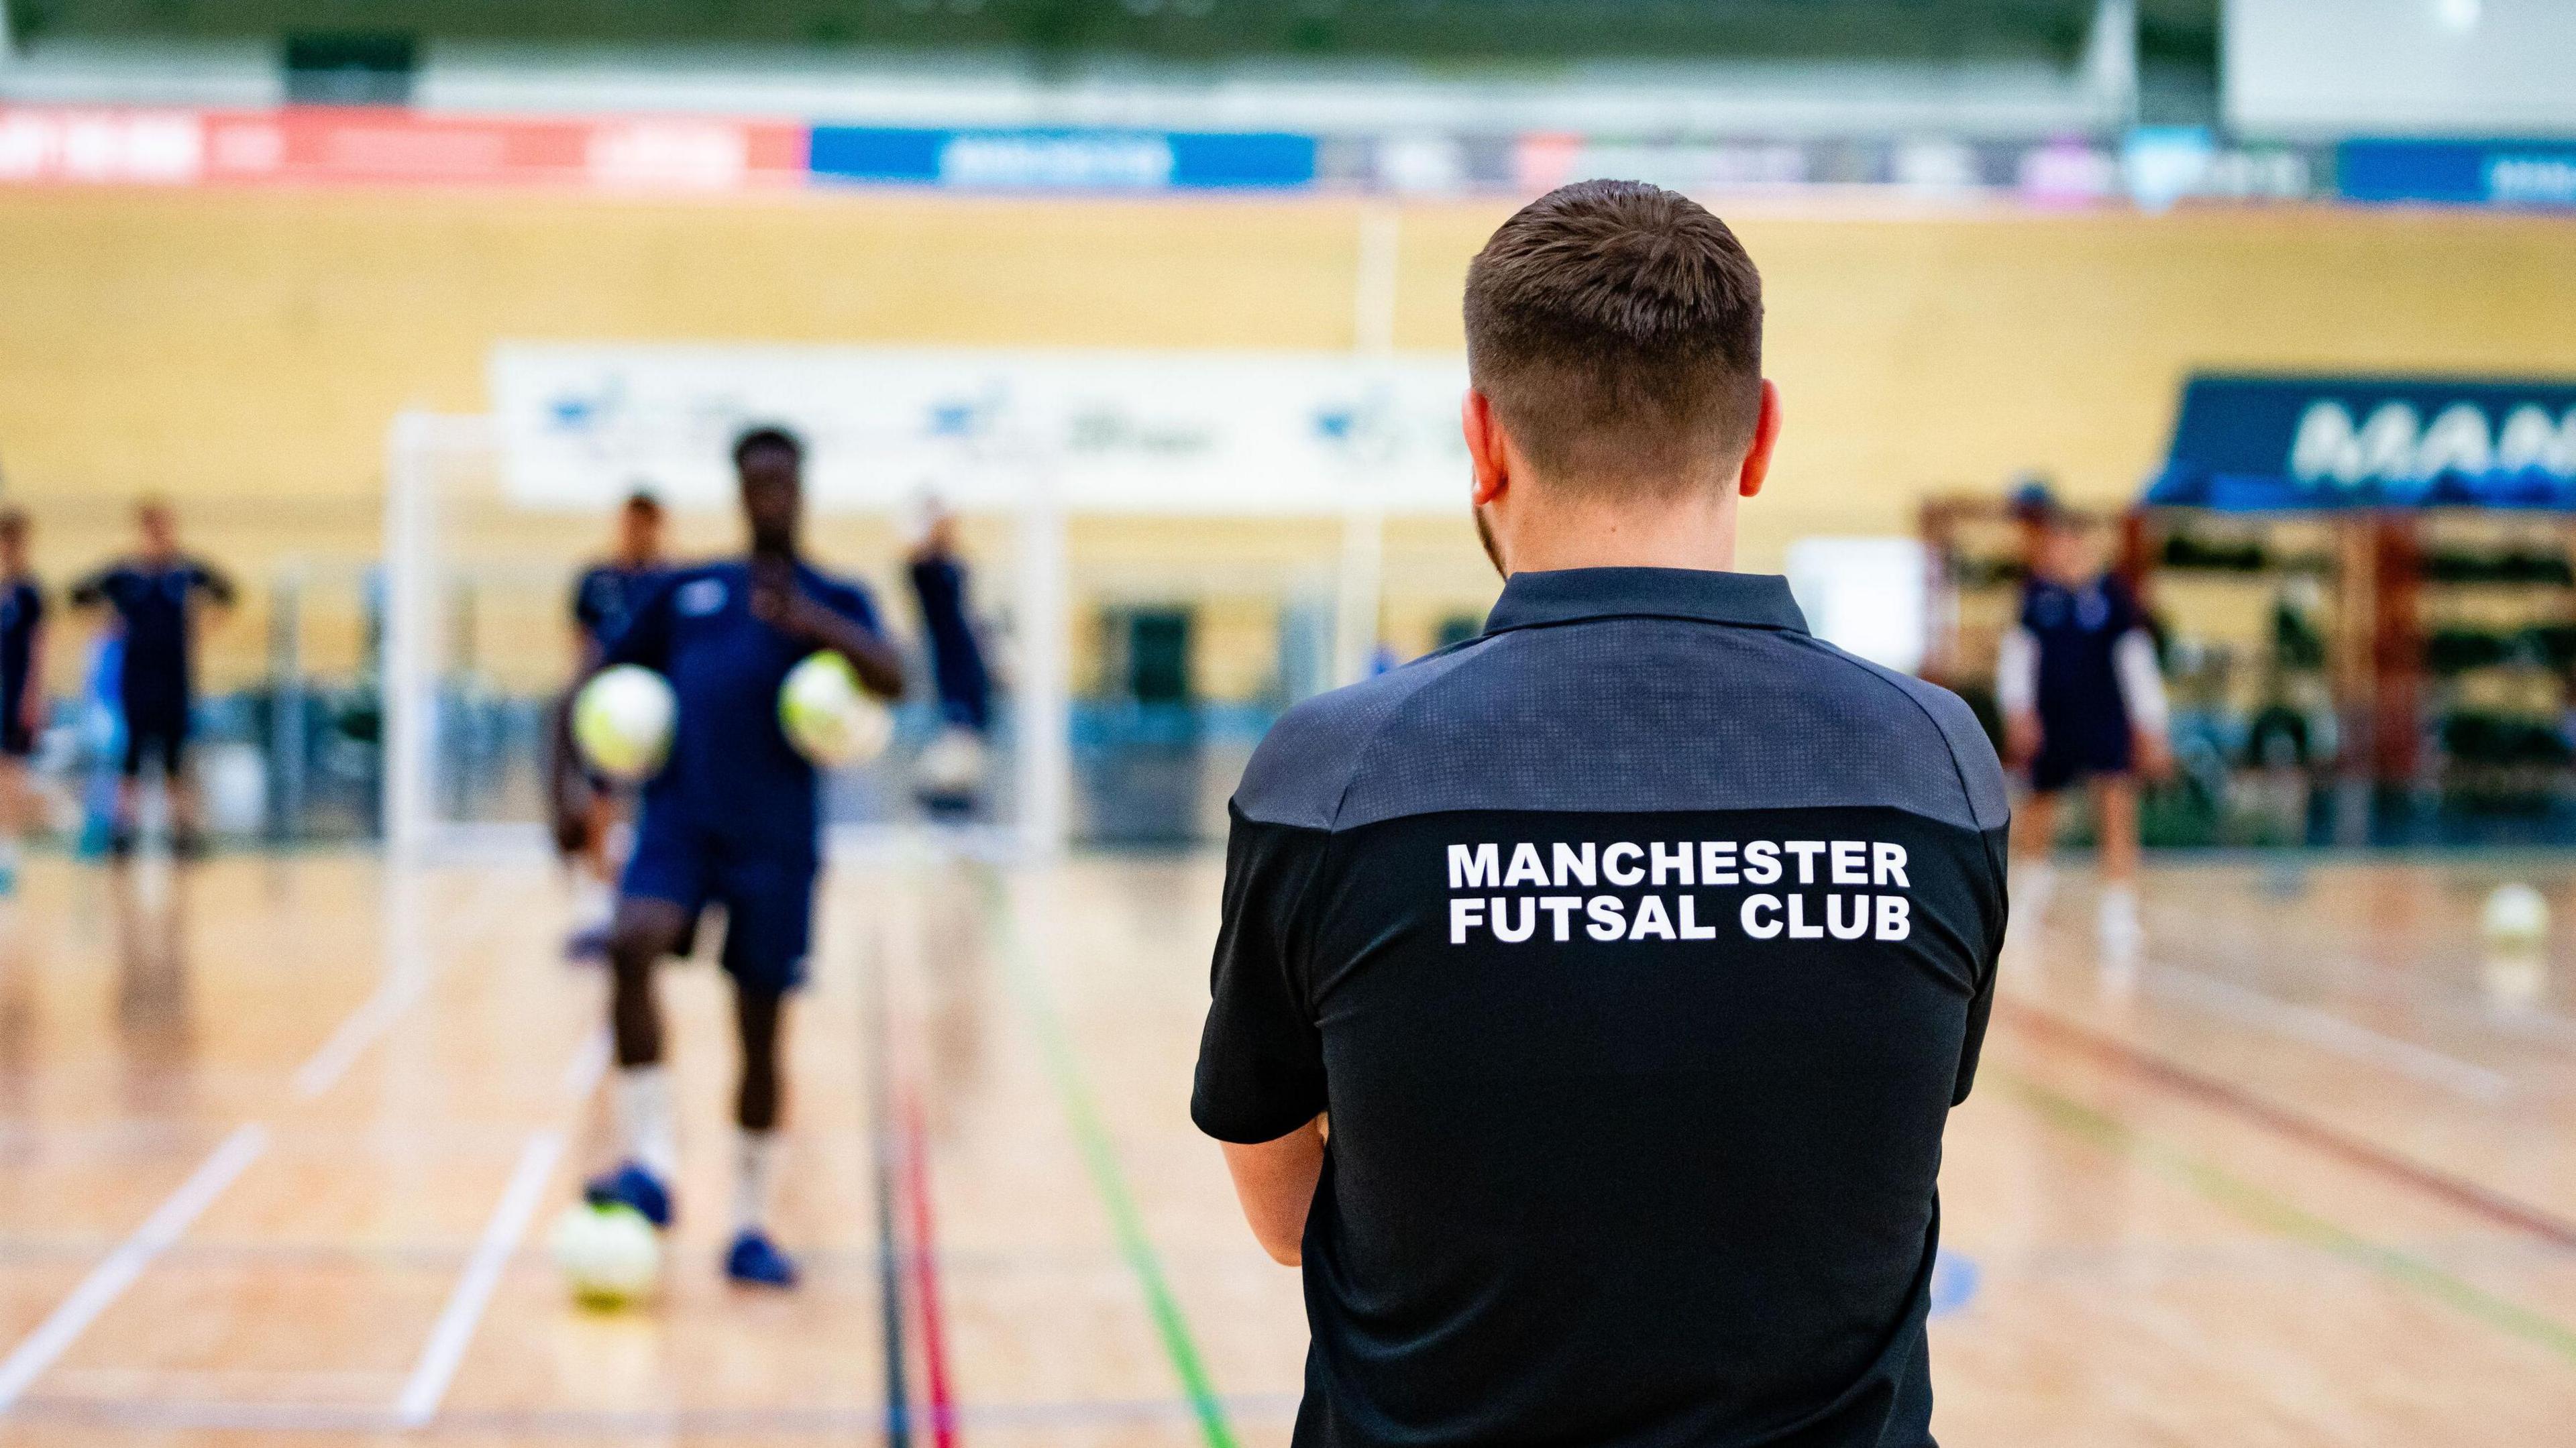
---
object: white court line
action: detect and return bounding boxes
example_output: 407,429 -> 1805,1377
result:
558,1026 -> 612,1101
292,873 -> 517,1098
2143,960 -> 2513,1103
290,977 -> 429,1098
394,1129 -> 564,1428
0,1123 -> 270,1413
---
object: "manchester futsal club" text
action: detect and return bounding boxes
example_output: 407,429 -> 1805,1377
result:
1444,839 -> 1914,945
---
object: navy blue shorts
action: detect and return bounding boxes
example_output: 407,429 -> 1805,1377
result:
621,807 -> 817,992
121,700 -> 191,779
2030,722 -> 2133,794
0,683 -> 32,759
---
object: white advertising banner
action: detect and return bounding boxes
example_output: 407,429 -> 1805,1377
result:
488,344 -> 1474,516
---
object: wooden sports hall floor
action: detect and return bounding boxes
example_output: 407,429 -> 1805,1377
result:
1,846 -> 2574,1445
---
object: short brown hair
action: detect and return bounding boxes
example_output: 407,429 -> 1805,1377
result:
1464,180 -> 1764,497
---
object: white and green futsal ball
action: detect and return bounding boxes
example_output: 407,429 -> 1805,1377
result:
572,665 -> 676,782
549,1200 -> 661,1308
779,652 -> 892,768
2481,882 -> 2550,955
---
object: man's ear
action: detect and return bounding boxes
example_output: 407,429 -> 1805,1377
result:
1462,389 -> 1510,507
1735,380 -> 1783,501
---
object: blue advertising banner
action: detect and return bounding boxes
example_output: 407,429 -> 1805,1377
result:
2147,374 -> 2576,512
808,126 -> 1316,190
2339,139 -> 2576,209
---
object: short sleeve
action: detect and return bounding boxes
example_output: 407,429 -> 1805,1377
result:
571,570 -> 604,634
191,559 -> 237,606
826,579 -> 881,636
2106,576 -> 2145,636
600,574 -> 676,670
1951,825 -> 2010,1105
1191,807 -> 1332,1144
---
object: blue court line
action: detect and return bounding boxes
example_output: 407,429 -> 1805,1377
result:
1928,1250 -> 1980,1319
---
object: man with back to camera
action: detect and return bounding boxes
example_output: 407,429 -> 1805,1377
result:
70,500 -> 234,860
581,429 -> 903,1286
1193,181 -> 2009,1447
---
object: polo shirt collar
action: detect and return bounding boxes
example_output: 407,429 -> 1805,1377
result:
1483,567 -> 1810,635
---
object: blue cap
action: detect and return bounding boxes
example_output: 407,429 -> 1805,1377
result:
2008,474 -> 2060,521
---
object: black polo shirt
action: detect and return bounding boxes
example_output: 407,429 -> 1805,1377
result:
1193,567 -> 2008,1448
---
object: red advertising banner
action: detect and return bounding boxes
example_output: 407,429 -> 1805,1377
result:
0,106 -> 808,192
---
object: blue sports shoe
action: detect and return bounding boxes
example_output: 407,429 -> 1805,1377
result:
583,1161 -> 672,1229
724,1228 -> 797,1288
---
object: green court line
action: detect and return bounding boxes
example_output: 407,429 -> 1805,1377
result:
2001,1069 -> 2576,1365
976,869 -> 1240,1448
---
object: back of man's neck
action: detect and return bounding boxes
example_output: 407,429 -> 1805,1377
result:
1505,498 -> 1739,575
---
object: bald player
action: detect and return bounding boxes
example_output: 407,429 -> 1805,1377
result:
1193,181 -> 2007,1447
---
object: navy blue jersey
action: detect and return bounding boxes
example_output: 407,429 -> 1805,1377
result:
0,579 -> 44,701
604,559 -> 881,856
908,554 -> 991,732
571,561 -> 668,656
2021,573 -> 2141,749
71,557 -> 233,706
1193,568 -> 2008,1448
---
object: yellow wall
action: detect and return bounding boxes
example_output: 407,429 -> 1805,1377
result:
3,186 -> 2571,693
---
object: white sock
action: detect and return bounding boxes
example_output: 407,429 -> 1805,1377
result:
614,1065 -> 678,1180
2099,883 -> 2140,930
733,1129 -> 781,1236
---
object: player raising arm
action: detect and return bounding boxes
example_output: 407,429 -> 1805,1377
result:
69,500 -> 234,860
582,427 -> 901,1288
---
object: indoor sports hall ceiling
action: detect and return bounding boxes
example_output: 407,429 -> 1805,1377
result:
9,0 -> 2218,65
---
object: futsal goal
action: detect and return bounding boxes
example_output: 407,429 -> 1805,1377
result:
380,409 -> 1071,864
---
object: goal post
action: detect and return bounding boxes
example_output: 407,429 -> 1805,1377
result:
379,408 -> 1071,864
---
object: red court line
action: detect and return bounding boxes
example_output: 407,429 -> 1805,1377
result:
899,1087 -> 959,1448
1999,999 -> 2576,1249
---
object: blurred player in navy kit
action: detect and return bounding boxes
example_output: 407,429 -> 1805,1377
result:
70,500 -> 233,860
0,510 -> 46,894
555,491 -> 668,957
1195,182 -> 2008,1448
1997,481 -> 2169,956
583,429 -> 902,1287
905,500 -> 992,814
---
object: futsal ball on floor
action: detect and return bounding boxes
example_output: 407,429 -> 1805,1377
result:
573,666 -> 676,782
549,1201 -> 661,1308
779,652 -> 892,767
2481,882 -> 2550,954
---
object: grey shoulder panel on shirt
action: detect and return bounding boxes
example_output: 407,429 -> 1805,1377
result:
1299,618 -> 2006,832
1231,640 -> 1496,831
1794,637 -> 2012,832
